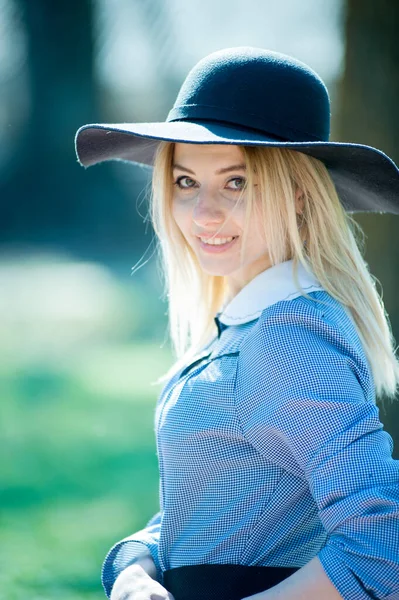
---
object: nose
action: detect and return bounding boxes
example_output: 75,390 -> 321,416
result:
192,190 -> 225,228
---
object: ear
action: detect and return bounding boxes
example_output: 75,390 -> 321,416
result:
295,187 -> 304,215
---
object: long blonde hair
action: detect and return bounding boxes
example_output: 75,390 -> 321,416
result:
150,141 -> 399,401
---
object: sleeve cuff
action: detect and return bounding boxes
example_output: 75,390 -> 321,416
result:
101,539 -> 162,598
319,545 -> 380,600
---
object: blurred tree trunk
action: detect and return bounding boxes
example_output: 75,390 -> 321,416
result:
336,0 -> 398,158
1,0 -> 93,243
336,0 -> 399,449
0,0 -> 141,258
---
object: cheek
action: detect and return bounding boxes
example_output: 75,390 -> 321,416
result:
244,210 -> 267,250
171,200 -> 191,236
253,224 -> 267,249
234,199 -> 263,237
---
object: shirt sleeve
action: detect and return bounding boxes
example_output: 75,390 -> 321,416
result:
101,511 -> 163,597
234,299 -> 399,600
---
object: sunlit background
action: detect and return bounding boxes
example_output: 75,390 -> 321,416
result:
1,1 -> 398,598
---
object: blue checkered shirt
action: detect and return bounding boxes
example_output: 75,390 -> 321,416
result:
102,260 -> 399,599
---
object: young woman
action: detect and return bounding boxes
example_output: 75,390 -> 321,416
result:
75,47 -> 399,600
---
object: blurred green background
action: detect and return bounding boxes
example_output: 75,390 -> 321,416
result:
0,1 -> 398,598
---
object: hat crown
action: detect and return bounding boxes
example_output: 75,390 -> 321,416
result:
167,47 -> 331,143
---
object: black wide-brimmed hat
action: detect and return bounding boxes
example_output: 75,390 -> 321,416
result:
75,47 -> 399,214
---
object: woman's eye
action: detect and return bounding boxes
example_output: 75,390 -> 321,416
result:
174,176 -> 197,189
227,177 -> 246,190
173,175 -> 246,193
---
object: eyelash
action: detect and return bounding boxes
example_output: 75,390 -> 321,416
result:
173,176 -> 246,190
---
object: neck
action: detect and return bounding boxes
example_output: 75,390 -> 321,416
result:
225,254 -> 273,302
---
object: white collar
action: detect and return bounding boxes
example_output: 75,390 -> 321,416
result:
218,259 -> 324,326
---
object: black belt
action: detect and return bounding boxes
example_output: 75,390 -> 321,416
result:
163,563 -> 299,600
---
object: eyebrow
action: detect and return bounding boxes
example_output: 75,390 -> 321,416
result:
172,163 -> 247,175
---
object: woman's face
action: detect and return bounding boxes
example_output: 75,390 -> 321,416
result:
171,143 -> 271,296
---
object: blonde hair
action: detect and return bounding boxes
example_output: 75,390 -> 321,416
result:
150,141 -> 399,401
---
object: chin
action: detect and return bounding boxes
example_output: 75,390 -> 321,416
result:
199,264 -> 234,277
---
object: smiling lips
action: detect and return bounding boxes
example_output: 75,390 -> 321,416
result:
197,235 -> 239,253
199,236 -> 236,245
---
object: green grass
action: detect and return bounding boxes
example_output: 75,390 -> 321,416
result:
0,342 -> 173,600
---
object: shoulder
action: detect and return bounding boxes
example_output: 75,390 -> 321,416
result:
242,289 -> 366,364
236,290 -> 374,403
257,289 -> 357,344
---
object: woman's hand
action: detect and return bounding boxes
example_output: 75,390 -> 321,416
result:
110,561 -> 175,600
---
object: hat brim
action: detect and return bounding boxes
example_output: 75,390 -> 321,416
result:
75,120 -> 399,214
